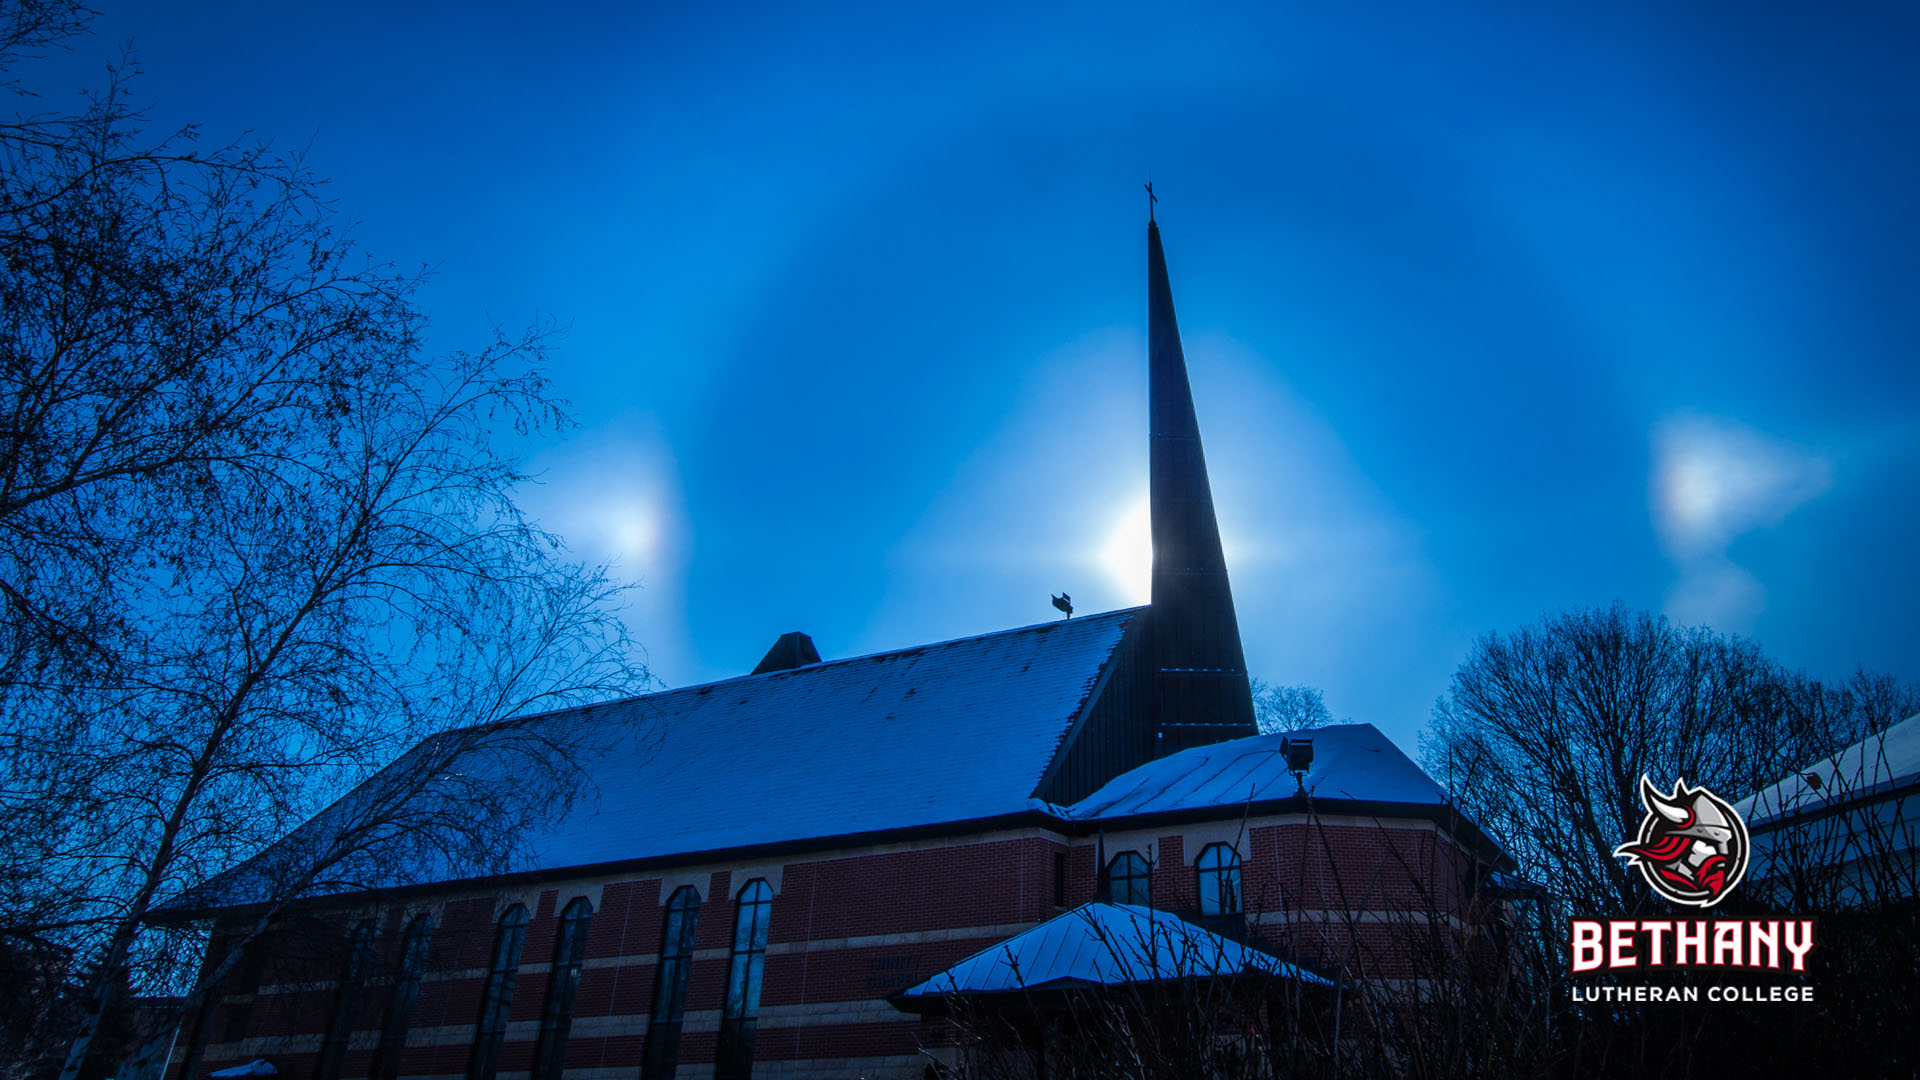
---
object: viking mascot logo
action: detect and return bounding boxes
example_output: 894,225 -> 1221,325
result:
1615,776 -> 1750,908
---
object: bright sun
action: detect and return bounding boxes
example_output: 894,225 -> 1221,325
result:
607,500 -> 660,565
1099,493 -> 1153,603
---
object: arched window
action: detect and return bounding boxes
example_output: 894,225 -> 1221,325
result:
373,913 -> 435,1080
1109,852 -> 1151,906
1196,844 -> 1242,917
642,887 -> 700,1080
715,880 -> 773,1080
531,897 -> 592,1080
316,919 -> 378,1080
469,905 -> 530,1080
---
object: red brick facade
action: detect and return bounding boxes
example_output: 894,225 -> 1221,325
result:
175,810 -> 1482,1080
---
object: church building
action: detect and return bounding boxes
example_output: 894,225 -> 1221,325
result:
158,220 -> 1508,1080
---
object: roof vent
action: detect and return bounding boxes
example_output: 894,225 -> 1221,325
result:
751,631 -> 821,675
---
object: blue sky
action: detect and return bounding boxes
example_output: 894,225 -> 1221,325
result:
38,1 -> 1919,750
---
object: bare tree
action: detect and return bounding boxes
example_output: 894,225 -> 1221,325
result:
1277,810 -> 1556,1080
1250,680 -> 1330,735
1415,603 -> 1908,917
1418,602 -> 1918,1078
0,8 -> 651,1078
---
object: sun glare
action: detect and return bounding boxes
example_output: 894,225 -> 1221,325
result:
608,501 -> 660,564
1100,493 -> 1153,603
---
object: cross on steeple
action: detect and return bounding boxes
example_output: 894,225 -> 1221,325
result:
1144,179 -> 1157,222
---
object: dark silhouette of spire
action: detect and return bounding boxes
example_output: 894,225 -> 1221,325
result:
1147,218 -> 1257,753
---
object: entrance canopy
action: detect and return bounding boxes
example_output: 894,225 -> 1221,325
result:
890,903 -> 1329,1012
207,1060 -> 277,1078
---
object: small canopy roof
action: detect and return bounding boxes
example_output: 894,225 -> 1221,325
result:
207,1061 -> 277,1079
891,902 -> 1329,1011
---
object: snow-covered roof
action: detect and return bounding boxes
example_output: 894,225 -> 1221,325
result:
171,609 -> 1142,911
518,608 -> 1137,865
892,902 -> 1330,1005
207,1061 -> 277,1079
1484,869 -> 1554,900
1069,724 -> 1448,821
1735,712 -> 1920,830
165,607 -> 1510,916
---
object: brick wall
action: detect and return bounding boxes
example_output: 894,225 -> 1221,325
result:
172,812 -> 1486,1080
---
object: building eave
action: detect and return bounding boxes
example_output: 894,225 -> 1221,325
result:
143,807 -> 1075,924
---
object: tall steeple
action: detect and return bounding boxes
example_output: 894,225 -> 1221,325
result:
1147,218 -> 1258,753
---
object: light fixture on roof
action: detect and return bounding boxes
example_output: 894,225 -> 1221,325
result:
1281,736 -> 1314,793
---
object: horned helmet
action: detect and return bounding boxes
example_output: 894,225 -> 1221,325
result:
1613,776 -> 1750,908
